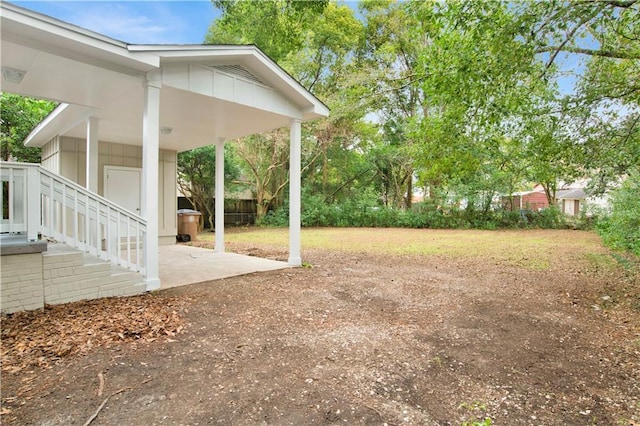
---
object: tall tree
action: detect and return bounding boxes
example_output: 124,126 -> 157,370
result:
355,0 -> 425,208
233,131 -> 290,218
206,0 -> 366,218
206,0 -> 327,63
404,0 -> 548,207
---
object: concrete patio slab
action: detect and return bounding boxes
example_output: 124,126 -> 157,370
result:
159,244 -> 290,289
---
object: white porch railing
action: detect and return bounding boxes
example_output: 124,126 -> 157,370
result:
1,162 -> 146,274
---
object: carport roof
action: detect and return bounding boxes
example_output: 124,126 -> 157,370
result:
1,2 -> 329,152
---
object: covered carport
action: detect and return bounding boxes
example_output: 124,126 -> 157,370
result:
1,2 -> 328,290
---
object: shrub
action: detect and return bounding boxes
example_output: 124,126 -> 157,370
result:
257,204 -> 289,227
258,195 -> 574,230
598,171 -> 640,256
530,206 -> 566,229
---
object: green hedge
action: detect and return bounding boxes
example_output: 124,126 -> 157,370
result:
258,191 -> 568,230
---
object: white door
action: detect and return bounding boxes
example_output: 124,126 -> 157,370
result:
104,166 -> 141,214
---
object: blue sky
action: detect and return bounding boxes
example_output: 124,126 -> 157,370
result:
12,1 -> 219,44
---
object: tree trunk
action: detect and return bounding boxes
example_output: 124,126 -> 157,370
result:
405,167 -> 413,209
541,183 -> 557,206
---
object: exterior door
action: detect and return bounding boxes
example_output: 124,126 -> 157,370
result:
104,166 -> 141,214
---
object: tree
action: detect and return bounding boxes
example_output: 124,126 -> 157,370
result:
206,0 -> 639,229
233,131 -> 290,219
522,0 -> 640,193
525,1 -> 640,70
354,0 -> 426,208
205,1 -> 330,221
177,145 -> 243,229
520,110 -> 580,204
1,93 -> 56,162
290,2 -> 369,203
206,0 -> 327,63
207,0 -> 366,219
404,0 -> 547,208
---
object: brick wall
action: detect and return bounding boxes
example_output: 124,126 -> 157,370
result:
1,253 -> 45,314
2,249 -> 145,314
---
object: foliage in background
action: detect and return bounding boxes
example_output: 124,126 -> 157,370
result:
2,1 -> 637,252
259,189 -> 567,231
177,145 -> 244,229
597,171 -> 640,256
186,1 -> 640,247
1,93 -> 56,162
206,0 -> 369,221
234,131 -> 291,218
522,0 -> 640,195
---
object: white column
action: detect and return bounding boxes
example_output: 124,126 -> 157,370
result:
86,116 -> 99,192
142,71 -> 161,291
26,166 -> 40,242
288,119 -> 302,266
214,138 -> 225,253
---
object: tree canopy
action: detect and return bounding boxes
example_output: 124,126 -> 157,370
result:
1,93 -> 56,162
201,0 -> 639,231
5,0 -> 636,238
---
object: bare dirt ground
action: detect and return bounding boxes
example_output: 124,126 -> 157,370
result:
2,229 -> 639,425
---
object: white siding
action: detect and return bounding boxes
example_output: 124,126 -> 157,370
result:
57,138 -> 178,244
189,65 -> 213,96
41,136 -> 60,173
160,64 -> 301,119
214,72 -> 235,101
60,137 -> 86,186
235,79 -> 253,105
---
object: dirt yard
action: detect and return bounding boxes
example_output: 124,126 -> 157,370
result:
2,229 -> 639,425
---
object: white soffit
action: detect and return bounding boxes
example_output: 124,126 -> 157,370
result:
0,2 -> 158,75
2,2 -> 329,152
24,104 -> 96,147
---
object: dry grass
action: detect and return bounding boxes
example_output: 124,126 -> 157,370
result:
211,227 -> 609,271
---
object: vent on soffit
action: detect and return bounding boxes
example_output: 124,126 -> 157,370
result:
209,64 -> 265,85
2,66 -> 26,84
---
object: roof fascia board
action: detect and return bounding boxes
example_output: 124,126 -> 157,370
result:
245,49 -> 329,117
2,2 -> 128,47
128,44 -> 256,53
1,2 -> 159,72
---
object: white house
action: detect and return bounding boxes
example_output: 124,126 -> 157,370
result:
1,3 -> 328,296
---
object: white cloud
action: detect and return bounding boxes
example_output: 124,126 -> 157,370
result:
88,4 -> 190,43
24,2 -> 206,44
75,5 -> 170,42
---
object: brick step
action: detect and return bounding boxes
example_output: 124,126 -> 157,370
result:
39,243 -> 146,306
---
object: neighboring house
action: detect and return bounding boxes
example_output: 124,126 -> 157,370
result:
556,188 -> 586,217
502,183 -> 611,217
501,189 -> 549,212
556,187 -> 611,217
0,2 -> 328,308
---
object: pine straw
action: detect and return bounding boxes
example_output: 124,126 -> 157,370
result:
1,294 -> 189,373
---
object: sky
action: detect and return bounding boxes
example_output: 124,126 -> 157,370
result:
12,0 -> 581,95
12,1 -> 220,44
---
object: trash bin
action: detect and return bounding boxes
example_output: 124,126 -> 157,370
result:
177,209 -> 201,242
